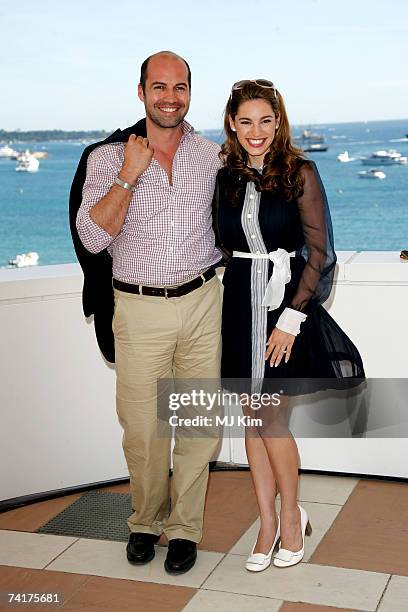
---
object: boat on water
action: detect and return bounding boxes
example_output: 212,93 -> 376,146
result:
337,151 -> 355,163
15,150 -> 40,172
32,151 -> 48,159
9,252 -> 39,267
293,129 -> 328,152
0,144 -> 19,158
298,129 -> 325,142
358,168 -> 386,180
302,142 -> 328,152
361,149 -> 405,166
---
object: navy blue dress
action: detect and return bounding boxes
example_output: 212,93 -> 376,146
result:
212,161 -> 365,395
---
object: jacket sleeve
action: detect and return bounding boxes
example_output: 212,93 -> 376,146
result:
76,146 -> 119,254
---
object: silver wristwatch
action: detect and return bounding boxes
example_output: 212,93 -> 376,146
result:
114,177 -> 136,191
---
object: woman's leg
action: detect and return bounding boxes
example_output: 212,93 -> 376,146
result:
244,426 -> 279,553
257,396 -> 303,552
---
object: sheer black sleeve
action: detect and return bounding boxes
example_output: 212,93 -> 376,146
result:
289,161 -> 336,312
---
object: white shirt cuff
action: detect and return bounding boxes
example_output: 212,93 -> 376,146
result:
276,307 -> 307,336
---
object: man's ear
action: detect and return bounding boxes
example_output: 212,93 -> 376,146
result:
137,83 -> 145,102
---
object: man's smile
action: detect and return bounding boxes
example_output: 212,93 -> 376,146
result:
156,105 -> 181,114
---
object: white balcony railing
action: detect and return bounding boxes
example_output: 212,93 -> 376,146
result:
1,252 -> 407,503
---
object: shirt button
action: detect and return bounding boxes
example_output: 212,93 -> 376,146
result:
247,214 -> 252,218
256,250 -> 260,254
257,269 -> 262,274
249,194 -> 254,200
251,234 -> 256,239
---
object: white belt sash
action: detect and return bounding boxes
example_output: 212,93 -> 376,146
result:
233,249 -> 296,311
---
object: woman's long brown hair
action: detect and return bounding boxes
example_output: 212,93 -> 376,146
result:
221,81 -> 306,203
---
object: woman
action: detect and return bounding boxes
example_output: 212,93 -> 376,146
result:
212,80 -> 364,571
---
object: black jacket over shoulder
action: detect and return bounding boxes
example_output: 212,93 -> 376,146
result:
69,118 -> 147,363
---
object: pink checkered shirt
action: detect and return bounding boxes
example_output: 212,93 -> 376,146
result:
76,121 -> 222,285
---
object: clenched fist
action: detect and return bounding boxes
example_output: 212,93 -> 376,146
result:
119,135 -> 154,184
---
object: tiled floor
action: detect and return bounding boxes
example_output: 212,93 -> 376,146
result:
1,472 -> 407,611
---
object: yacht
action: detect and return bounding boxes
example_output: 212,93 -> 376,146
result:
0,144 -> 19,158
15,150 -> 40,172
9,252 -> 39,267
358,168 -> 386,180
32,151 -> 48,159
361,149 -> 404,166
293,129 -> 328,152
337,151 -> 355,163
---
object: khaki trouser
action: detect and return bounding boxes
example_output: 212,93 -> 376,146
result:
113,274 -> 222,543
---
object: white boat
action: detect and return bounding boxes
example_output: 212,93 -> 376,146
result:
9,252 -> 39,267
358,168 -> 386,180
0,144 -> 19,158
32,150 -> 48,159
337,151 -> 355,163
361,149 -> 403,165
293,129 -> 328,152
15,150 -> 40,172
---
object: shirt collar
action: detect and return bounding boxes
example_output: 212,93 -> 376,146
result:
181,120 -> 194,135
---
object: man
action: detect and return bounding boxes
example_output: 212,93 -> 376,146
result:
75,51 -> 222,574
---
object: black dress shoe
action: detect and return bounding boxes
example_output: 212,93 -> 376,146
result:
126,532 -> 161,564
164,538 -> 197,574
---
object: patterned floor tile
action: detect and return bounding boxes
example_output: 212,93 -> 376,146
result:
298,474 -> 359,506
0,493 -> 83,532
0,566 -> 89,612
183,589 -> 282,611
202,555 -> 388,611
200,471 -> 259,552
377,574 -> 408,612
0,531 -> 77,570
311,479 -> 408,575
279,603 -> 364,611
60,574 -> 196,612
47,537 -> 224,588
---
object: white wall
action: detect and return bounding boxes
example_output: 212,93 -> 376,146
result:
1,253 -> 407,502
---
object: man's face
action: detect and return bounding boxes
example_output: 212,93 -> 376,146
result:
138,55 -> 191,129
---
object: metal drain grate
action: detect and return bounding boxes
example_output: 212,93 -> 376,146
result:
37,491 -> 132,542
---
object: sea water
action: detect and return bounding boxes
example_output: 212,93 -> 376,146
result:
0,118 -> 407,268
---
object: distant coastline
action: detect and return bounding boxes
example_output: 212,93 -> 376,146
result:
0,129 -> 111,143
2,118 -> 407,144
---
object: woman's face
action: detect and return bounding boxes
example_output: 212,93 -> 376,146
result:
229,98 -> 279,167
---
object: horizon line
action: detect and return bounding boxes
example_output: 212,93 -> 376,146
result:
1,117 -> 408,133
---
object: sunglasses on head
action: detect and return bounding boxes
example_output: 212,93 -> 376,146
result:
230,79 -> 278,99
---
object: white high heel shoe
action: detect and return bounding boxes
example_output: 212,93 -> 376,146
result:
273,505 -> 312,568
245,516 -> 280,572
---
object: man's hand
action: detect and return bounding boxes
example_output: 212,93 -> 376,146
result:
265,327 -> 296,368
119,135 -> 154,184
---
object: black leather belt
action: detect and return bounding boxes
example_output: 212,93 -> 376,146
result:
113,267 -> 216,298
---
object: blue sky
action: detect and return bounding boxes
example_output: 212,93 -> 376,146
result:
2,0 -> 408,130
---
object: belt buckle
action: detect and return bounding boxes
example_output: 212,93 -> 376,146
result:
164,287 -> 169,299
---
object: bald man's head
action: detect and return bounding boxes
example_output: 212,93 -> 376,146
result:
140,51 -> 191,93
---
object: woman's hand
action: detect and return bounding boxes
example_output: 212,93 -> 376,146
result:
265,327 -> 296,367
